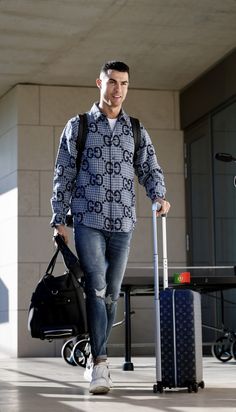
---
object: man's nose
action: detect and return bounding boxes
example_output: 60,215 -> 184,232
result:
114,83 -> 122,93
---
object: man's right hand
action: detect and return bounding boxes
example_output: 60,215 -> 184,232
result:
53,224 -> 69,244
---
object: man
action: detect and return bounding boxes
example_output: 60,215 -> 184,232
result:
51,61 -> 170,394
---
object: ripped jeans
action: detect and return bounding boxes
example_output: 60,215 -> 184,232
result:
74,223 -> 132,361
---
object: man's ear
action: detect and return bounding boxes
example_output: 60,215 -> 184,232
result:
96,78 -> 102,89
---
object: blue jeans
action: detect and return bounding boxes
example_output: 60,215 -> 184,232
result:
74,224 -> 132,361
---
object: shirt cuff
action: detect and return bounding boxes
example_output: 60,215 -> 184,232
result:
50,213 -> 66,227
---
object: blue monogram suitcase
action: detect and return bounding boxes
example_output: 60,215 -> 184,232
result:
152,203 -> 205,393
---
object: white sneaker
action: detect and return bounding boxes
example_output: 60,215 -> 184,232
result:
89,362 -> 110,394
85,357 -> 113,386
84,355 -> 93,382
108,372 -> 113,388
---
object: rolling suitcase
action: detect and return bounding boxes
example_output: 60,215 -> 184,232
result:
152,202 -> 205,393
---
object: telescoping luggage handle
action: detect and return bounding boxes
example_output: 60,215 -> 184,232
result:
152,202 -> 168,384
152,202 -> 168,290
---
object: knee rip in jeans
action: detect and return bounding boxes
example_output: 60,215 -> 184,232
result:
94,288 -> 117,307
94,286 -> 106,299
105,295 -> 114,306
105,294 -> 117,307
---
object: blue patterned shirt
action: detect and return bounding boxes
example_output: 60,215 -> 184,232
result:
51,103 -> 166,232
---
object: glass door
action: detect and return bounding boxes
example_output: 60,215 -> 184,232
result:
185,99 -> 236,348
185,100 -> 236,267
212,101 -> 236,266
185,119 -> 214,265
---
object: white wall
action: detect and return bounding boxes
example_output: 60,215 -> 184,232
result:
0,88 -> 18,356
0,84 -> 185,357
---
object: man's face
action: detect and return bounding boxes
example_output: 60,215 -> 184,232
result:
97,69 -> 129,109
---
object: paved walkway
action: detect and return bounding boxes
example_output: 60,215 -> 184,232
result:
0,357 -> 236,412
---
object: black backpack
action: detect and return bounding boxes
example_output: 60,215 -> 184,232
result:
76,113 -> 141,172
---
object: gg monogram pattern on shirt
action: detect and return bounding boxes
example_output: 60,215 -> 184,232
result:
51,103 -> 166,232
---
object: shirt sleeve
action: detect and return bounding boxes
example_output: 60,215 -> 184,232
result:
134,123 -> 166,201
50,117 -> 79,227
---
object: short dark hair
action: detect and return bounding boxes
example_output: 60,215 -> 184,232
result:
100,61 -> 130,77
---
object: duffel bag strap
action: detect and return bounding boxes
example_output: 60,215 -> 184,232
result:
45,248 -> 60,276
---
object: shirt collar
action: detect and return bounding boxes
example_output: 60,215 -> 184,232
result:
89,102 -> 129,123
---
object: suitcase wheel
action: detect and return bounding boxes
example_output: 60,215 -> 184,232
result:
61,338 -> 77,366
153,383 -> 164,393
187,383 -> 198,393
188,381 -> 205,393
199,380 -> 205,389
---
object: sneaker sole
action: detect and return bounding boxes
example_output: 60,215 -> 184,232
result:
89,385 -> 110,394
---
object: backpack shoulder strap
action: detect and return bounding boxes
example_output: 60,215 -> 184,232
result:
130,116 -> 141,162
76,113 -> 88,172
76,114 -> 141,171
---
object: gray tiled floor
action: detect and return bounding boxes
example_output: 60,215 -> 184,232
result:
0,357 -> 236,412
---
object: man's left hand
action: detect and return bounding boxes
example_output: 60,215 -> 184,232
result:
155,198 -> 171,216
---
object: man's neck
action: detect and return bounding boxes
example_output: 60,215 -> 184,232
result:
98,102 -> 121,119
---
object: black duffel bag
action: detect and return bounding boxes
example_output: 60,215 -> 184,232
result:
28,236 -> 87,340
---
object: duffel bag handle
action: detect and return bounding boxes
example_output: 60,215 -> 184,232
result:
45,248 -> 60,276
